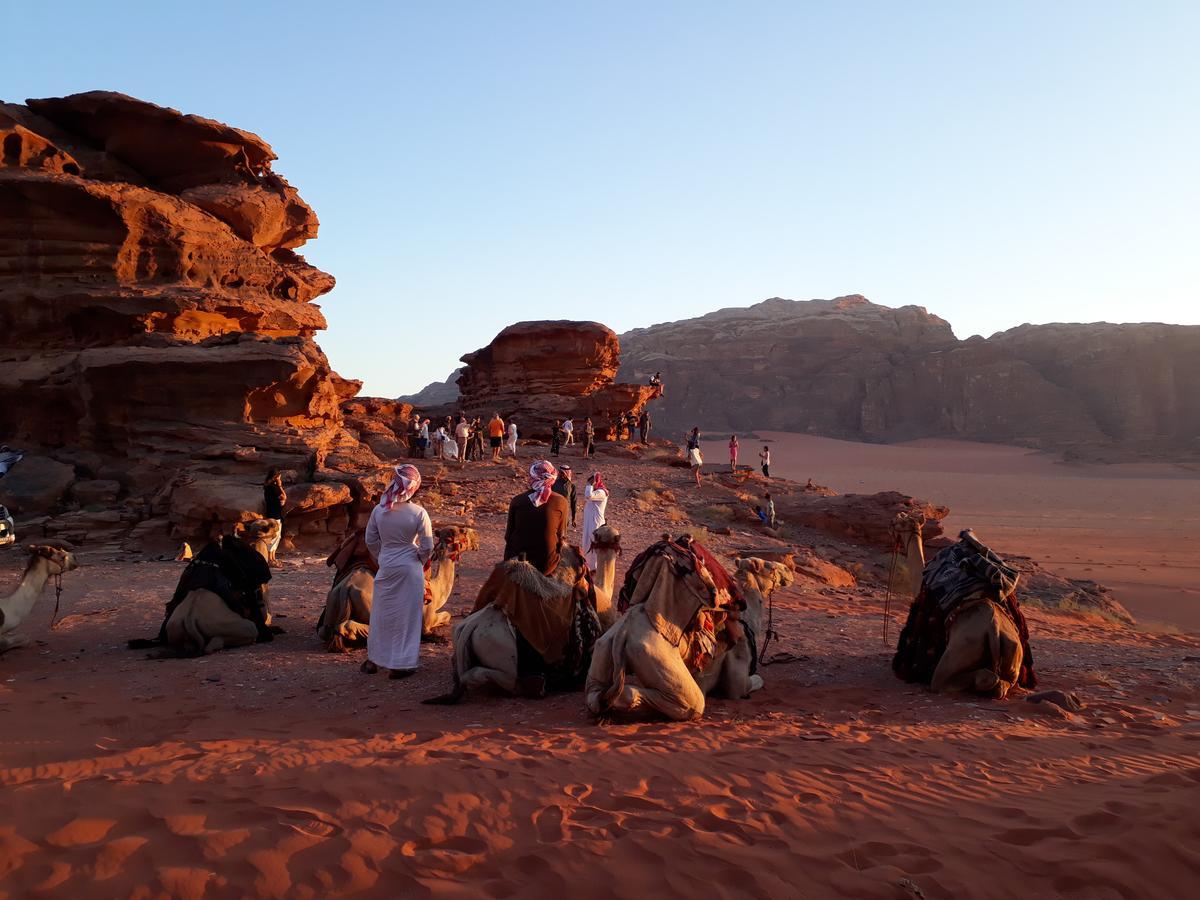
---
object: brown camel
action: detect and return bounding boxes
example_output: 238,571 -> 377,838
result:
888,511 -> 926,600
1,543 -> 78,654
586,553 -> 789,721
317,525 -> 480,652
931,597 -> 1025,698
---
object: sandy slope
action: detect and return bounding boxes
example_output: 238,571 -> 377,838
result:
708,433 -> 1200,632
2,447 -> 1198,899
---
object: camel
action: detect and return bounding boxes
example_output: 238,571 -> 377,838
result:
423,525 -> 481,635
437,524 -> 621,700
887,511 -> 926,600
317,525 -> 480,652
585,554 -> 791,722
930,598 -> 1025,698
160,519 -> 277,657
695,558 -> 794,701
1,543 -> 78,654
893,529 -> 1032,700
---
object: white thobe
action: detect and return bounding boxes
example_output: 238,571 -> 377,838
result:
365,500 -> 434,670
581,485 -> 608,571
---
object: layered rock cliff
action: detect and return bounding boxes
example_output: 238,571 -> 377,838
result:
0,92 -> 377,543
618,296 -> 1199,459
446,321 -> 656,437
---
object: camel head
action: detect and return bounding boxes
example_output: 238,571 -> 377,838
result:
26,542 -> 78,576
893,510 -> 927,536
734,557 -> 794,595
590,524 -> 622,555
433,525 -> 479,561
237,518 -> 280,554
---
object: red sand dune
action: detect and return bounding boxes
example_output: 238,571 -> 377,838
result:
2,446 -> 1199,898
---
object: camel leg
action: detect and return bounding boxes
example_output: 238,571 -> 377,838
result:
339,620 -> 370,645
622,629 -> 705,721
425,609 -> 451,631
0,633 -> 31,654
461,666 -> 518,694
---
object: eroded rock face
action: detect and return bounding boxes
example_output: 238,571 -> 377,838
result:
0,91 -> 375,543
450,321 -> 656,436
619,296 -> 1200,459
773,490 -> 949,549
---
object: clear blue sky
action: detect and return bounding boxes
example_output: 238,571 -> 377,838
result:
10,1 -> 1199,397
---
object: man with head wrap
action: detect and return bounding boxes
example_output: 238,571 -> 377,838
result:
362,465 -> 435,678
504,460 -> 570,575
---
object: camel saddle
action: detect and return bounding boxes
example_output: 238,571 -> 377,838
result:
326,528 -> 378,585
618,536 -> 744,672
892,531 -> 1037,689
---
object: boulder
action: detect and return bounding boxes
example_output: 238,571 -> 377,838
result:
0,456 -> 76,515
774,490 -> 948,548
449,321 -> 657,437
285,481 -> 353,515
71,479 -> 121,506
0,90 -> 371,541
1007,555 -> 1135,625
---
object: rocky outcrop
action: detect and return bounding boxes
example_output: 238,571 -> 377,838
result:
773,490 -> 949,549
448,321 -> 657,436
340,397 -> 414,462
0,91 -> 378,546
618,295 -> 1200,459
1008,556 -> 1135,625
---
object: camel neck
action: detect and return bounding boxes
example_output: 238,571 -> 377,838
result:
2,557 -> 52,629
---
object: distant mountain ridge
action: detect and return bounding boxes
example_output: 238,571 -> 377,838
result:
616,295 -> 1200,461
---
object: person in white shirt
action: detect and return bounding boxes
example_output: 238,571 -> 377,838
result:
506,420 -> 519,457
581,471 -> 609,570
562,418 -> 575,446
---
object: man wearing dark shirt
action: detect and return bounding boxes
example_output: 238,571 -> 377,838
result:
505,474 -> 570,575
262,470 -> 286,566
551,465 -> 577,526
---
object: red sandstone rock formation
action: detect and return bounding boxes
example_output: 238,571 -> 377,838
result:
448,321 -> 657,437
618,296 -> 1199,460
773,490 -> 949,549
0,92 -> 376,544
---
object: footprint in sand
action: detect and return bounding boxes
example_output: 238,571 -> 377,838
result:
533,805 -> 565,843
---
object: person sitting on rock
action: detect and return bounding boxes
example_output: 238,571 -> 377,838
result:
505,460 -> 569,575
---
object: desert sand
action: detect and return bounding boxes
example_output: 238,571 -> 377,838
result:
709,433 -> 1200,632
2,446 -> 1199,899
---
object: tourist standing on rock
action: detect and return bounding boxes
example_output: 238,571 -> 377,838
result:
729,435 -> 739,472
583,417 -> 596,458
638,410 -> 651,443
433,424 -> 446,459
504,461 -> 569,575
760,445 -> 771,478
262,470 -> 286,567
455,416 -> 470,466
550,420 -> 562,456
409,414 -> 422,458
581,472 -> 609,571
419,419 -> 431,458
363,465 -> 434,679
488,412 -> 505,462
471,418 -> 485,461
686,427 -> 703,487
765,492 -> 776,528
562,417 -> 575,446
552,464 -> 577,526
507,420 -> 519,457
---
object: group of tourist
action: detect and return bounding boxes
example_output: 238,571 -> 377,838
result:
405,413 -> 521,463
361,459 -> 610,677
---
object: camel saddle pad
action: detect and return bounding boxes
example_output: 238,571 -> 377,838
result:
471,561 -> 579,665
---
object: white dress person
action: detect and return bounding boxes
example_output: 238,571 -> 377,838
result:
365,465 -> 434,674
581,475 -> 609,571
506,421 -> 518,456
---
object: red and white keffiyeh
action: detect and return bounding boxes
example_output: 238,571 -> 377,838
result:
379,464 -> 422,510
590,471 -> 607,493
527,460 -> 558,507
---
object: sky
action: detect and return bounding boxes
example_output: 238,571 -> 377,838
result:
9,1 -> 1199,397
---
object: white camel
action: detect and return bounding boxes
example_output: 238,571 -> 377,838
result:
437,524 -> 621,701
1,543 -> 79,654
585,555 -> 793,722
